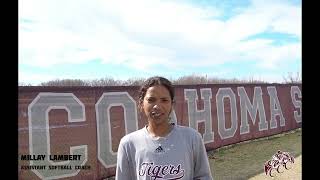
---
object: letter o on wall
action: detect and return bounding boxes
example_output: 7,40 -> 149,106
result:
96,92 -> 138,168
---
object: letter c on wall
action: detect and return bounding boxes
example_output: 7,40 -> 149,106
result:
28,93 -> 87,179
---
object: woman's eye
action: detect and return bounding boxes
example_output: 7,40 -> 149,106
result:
147,98 -> 155,102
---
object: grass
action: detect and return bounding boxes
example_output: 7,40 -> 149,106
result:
208,128 -> 302,180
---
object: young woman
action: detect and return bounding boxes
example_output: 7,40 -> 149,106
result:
115,76 -> 213,180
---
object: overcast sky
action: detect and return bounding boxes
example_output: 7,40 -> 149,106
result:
19,0 -> 301,85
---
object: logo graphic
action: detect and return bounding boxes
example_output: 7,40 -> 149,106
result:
155,146 -> 165,153
139,162 -> 185,180
264,150 -> 295,177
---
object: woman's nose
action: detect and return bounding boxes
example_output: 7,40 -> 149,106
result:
153,104 -> 160,109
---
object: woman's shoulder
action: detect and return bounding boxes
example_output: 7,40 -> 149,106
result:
119,128 -> 145,144
174,124 -> 201,137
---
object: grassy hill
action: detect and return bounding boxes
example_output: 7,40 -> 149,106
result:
208,128 -> 302,180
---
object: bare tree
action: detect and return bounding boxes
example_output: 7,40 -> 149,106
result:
282,72 -> 301,84
32,74 -> 294,87
39,79 -> 89,86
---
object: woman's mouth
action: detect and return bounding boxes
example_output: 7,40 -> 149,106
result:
151,111 -> 162,118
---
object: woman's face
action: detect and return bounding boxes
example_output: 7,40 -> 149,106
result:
142,85 -> 173,126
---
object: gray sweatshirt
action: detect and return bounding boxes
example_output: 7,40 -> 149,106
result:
115,124 -> 213,180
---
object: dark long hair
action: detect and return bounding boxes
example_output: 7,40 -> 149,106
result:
138,76 -> 175,110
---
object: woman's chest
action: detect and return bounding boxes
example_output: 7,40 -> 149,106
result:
133,138 -> 193,179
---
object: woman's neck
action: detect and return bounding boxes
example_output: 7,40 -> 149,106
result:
147,122 -> 172,138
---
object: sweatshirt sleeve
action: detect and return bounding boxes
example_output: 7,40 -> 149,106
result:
193,132 -> 213,180
115,138 -> 133,180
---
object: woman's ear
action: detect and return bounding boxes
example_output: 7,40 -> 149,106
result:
138,103 -> 144,112
172,99 -> 176,106
169,100 -> 175,114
